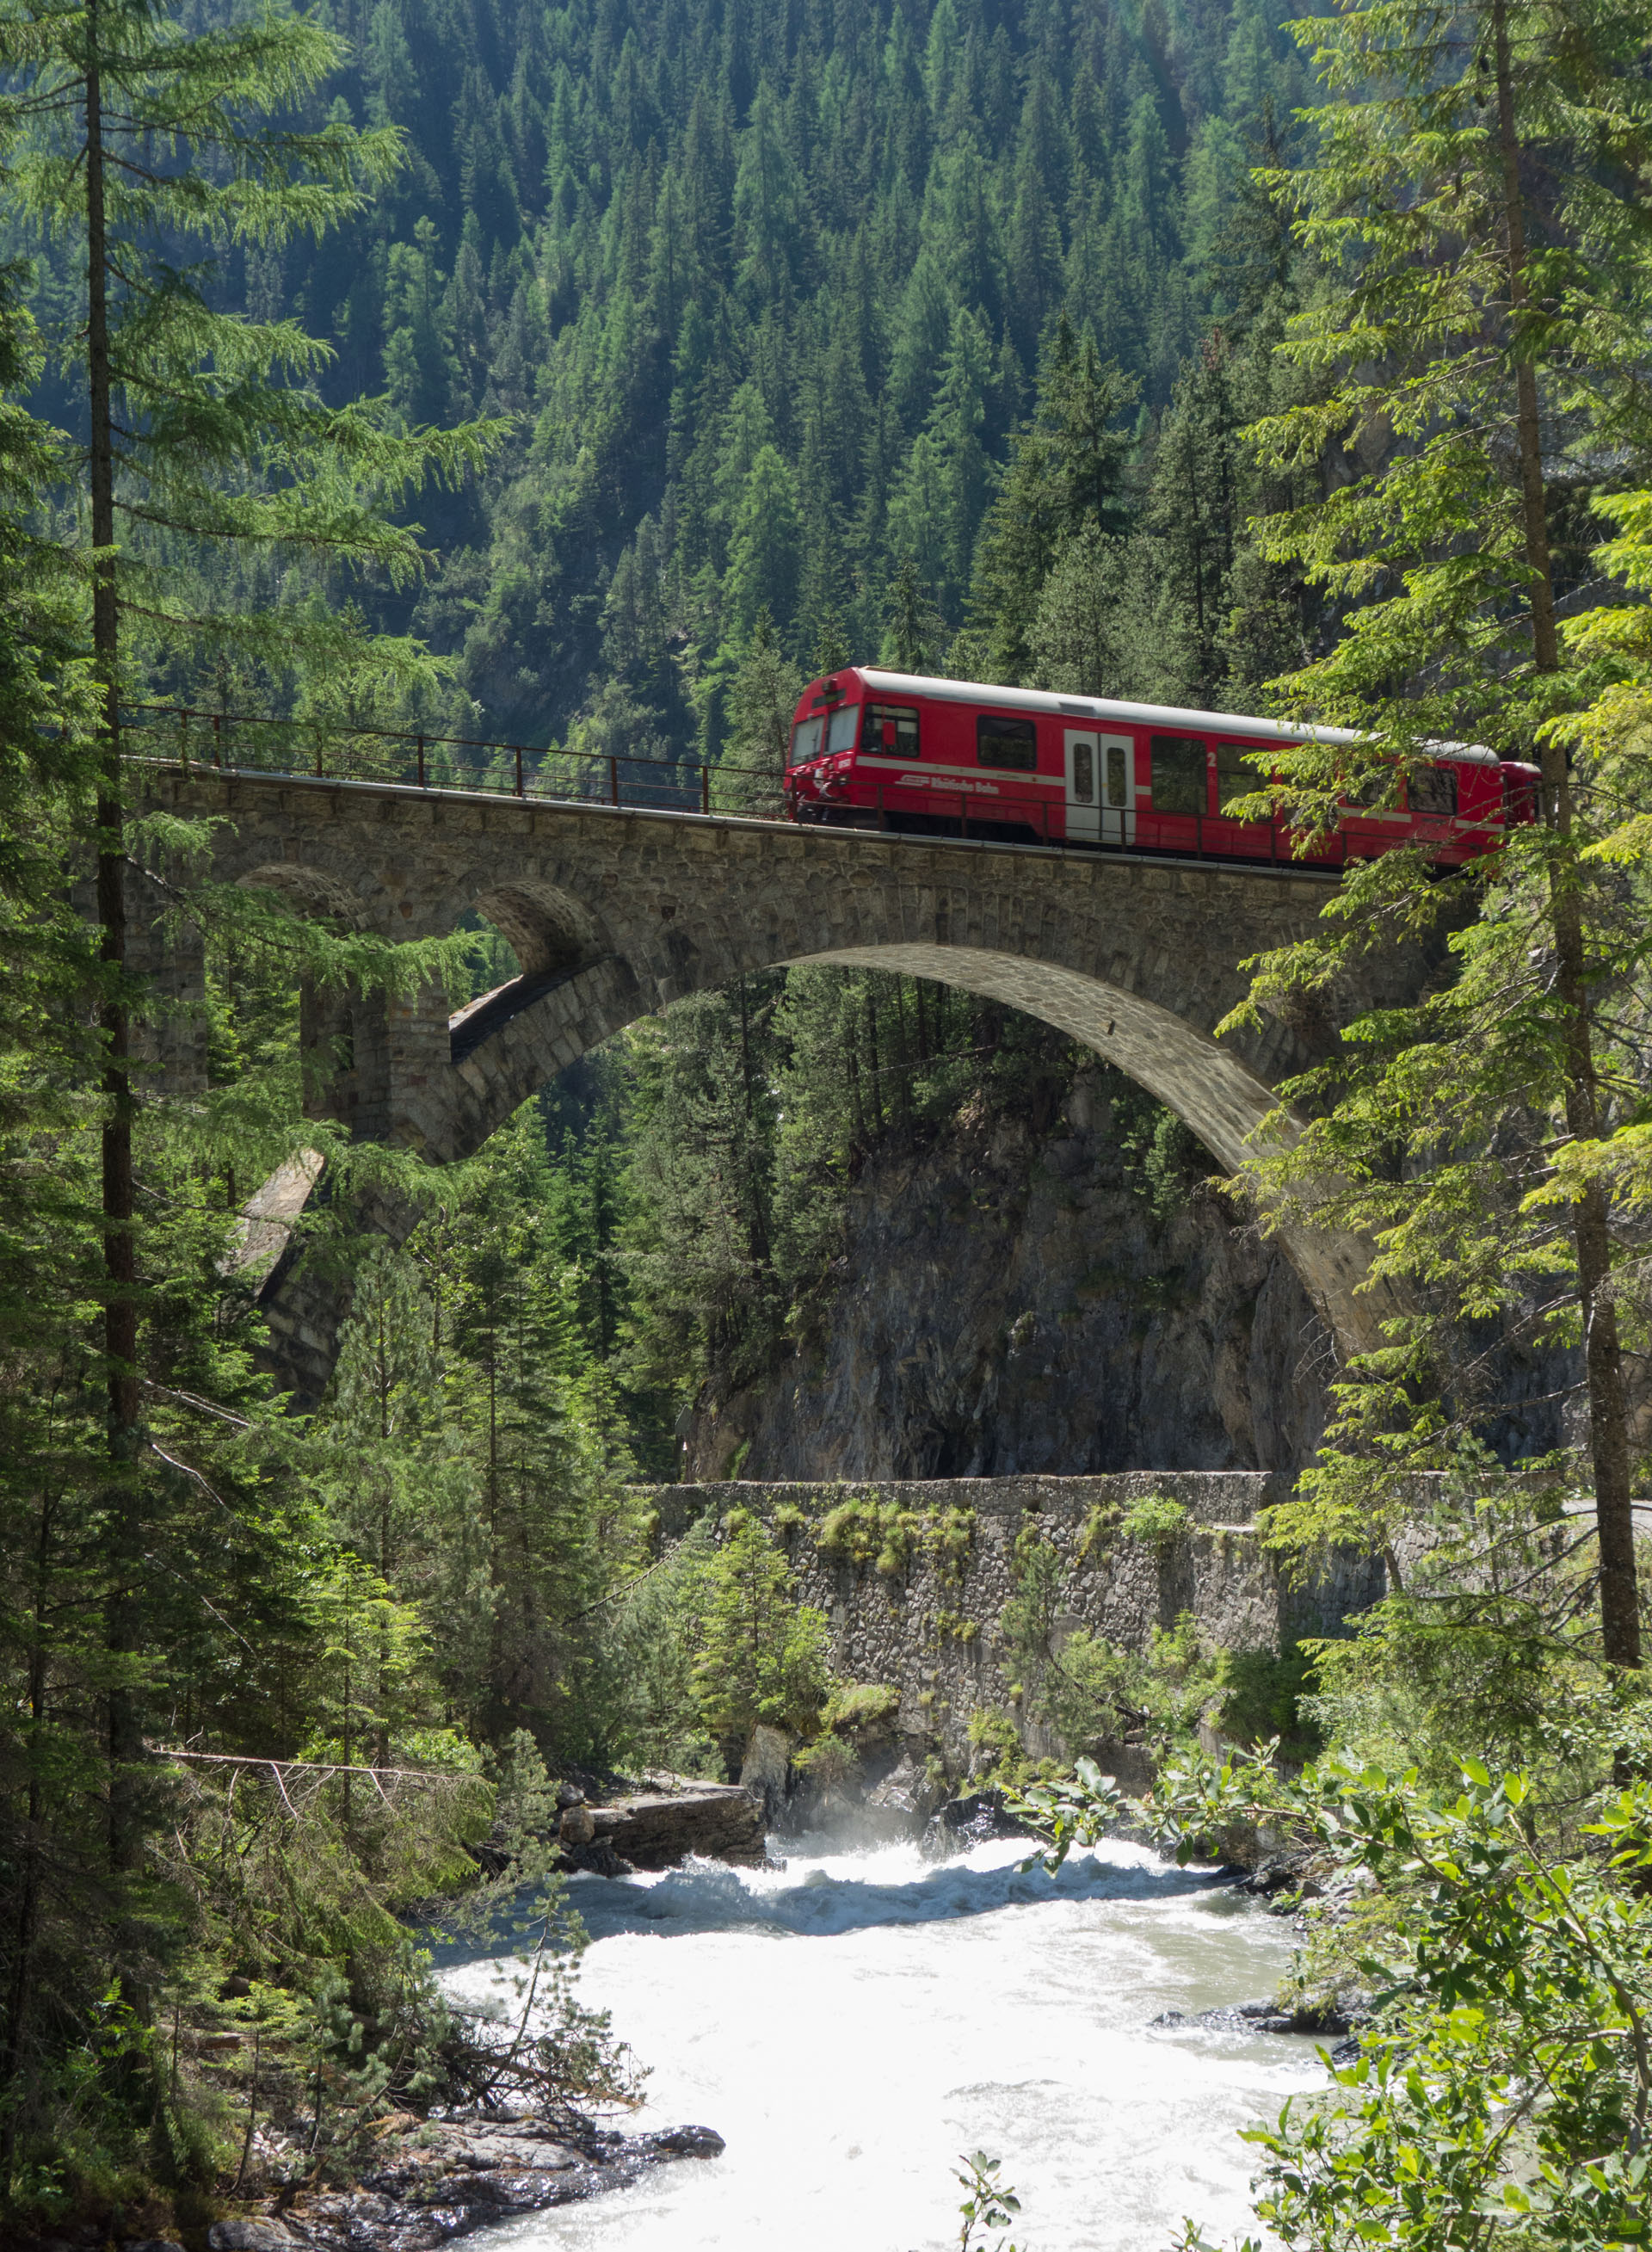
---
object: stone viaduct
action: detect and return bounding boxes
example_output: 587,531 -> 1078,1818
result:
134,764 -> 1421,1402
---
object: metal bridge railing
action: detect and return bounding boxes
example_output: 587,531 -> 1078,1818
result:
125,702 -> 790,823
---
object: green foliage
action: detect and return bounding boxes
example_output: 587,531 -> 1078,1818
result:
816,1494 -> 977,1583
0,0 -> 1319,751
790,1731 -> 856,1789
818,1493 -> 923,1576
1074,1501 -> 1122,1565
999,1517 -> 1300,1765
1296,1480 -> 1652,1805
966,1707 -> 1027,1784
1217,1646 -> 1323,1768
3,0 -> 496,712
1152,1753 -> 1652,2252
954,2150 -> 1024,2252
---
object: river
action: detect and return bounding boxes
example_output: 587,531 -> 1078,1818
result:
443,1828 -> 1322,2252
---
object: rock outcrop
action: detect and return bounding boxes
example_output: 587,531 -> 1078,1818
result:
686,1068 -> 1336,1482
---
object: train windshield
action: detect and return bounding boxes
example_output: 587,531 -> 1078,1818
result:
790,714 -> 823,767
828,704 -> 860,752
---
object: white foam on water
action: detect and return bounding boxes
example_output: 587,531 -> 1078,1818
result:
442,1834 -> 1321,2252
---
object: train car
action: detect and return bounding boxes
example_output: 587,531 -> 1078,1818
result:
782,666 -> 1538,867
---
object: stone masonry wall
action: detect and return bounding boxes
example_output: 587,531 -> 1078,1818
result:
651,1473 -> 1386,1770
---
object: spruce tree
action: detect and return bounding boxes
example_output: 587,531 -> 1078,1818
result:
0,0 -> 496,2128
1226,0 -> 1652,1665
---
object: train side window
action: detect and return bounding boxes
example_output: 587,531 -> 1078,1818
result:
1344,762 -> 1397,810
1216,741 -> 1256,811
790,714 -> 823,765
861,702 -> 920,756
827,703 -> 860,753
978,713 -> 1038,770
1409,762 -> 1458,817
1106,743 -> 1128,804
1150,734 -> 1206,814
1071,741 -> 1094,801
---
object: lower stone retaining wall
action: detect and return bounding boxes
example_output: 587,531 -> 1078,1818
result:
649,1473 -> 1387,1769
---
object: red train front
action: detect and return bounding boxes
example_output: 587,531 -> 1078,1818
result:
781,666 -> 1536,867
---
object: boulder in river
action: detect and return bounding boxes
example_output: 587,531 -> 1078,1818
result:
588,1780 -> 766,1868
557,1802 -> 597,1847
864,1754 -> 943,1830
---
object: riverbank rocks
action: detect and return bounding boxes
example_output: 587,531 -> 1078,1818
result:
215,2117 -> 726,2251
557,1800 -> 597,1847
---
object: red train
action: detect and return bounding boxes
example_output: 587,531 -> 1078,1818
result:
782,666 -> 1538,867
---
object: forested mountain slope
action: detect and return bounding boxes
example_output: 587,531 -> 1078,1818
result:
137,0 -> 1313,754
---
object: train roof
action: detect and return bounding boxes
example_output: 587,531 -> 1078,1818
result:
835,669 -> 1507,767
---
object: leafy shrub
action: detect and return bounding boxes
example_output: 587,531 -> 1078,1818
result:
1162,1753 -> 1652,2252
967,1706 -> 1025,1781
819,1681 -> 900,1739
1213,1644 -> 1322,1764
925,1505 -> 977,1583
1074,1501 -> 1122,1564
817,1494 -> 977,1580
1119,1492 -> 1190,1546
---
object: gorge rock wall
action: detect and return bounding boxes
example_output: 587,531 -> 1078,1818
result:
686,1067 -> 1335,1483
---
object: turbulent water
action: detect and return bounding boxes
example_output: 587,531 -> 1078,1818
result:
442,1833 -> 1322,2252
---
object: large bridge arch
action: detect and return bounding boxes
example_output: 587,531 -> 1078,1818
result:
135,768 -> 1423,1398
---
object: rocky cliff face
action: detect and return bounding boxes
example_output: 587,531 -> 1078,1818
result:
686,1067 -> 1334,1481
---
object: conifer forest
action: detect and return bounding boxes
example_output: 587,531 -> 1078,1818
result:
3,0 -> 1652,2244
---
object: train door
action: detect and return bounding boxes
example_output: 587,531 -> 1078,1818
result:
1064,728 -> 1100,842
1100,732 -> 1134,846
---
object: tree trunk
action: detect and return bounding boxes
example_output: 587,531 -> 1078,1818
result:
0,1482 -> 56,2171
87,0 -> 151,1859
1492,0 -> 1639,1665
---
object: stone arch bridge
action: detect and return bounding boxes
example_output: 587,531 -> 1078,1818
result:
135,766 -> 1421,1402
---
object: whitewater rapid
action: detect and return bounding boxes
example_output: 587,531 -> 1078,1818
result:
441,1831 -> 1322,2252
